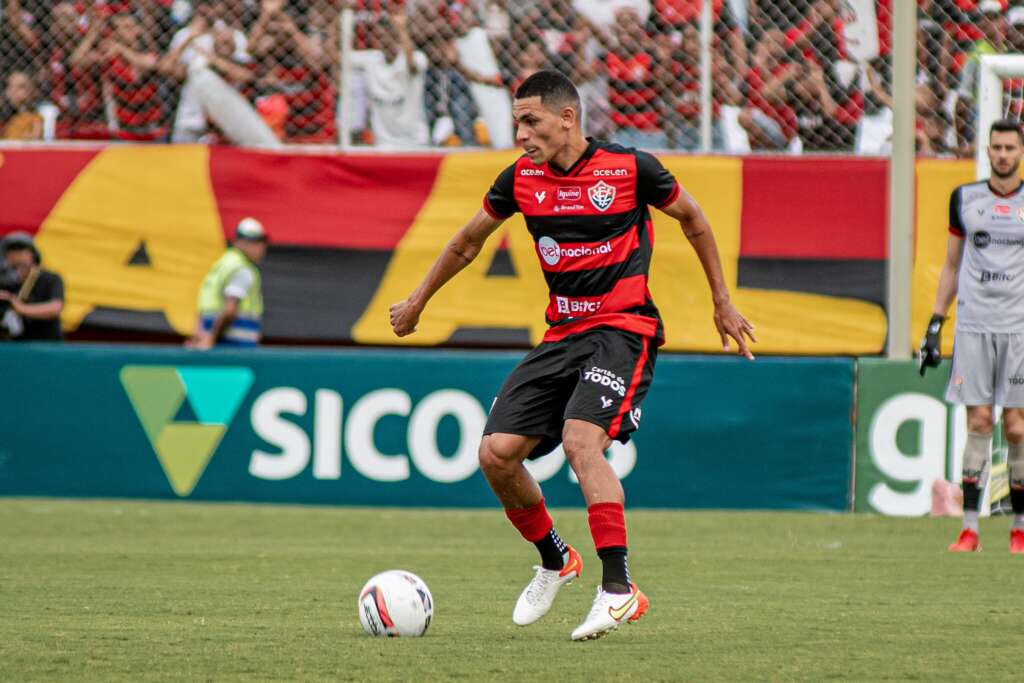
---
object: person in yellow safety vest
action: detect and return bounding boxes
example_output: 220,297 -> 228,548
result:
187,217 -> 267,349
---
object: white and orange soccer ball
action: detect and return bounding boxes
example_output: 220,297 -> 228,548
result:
357,570 -> 433,637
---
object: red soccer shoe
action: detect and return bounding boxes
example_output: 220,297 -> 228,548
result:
1011,529 -> 1024,554
948,528 -> 981,553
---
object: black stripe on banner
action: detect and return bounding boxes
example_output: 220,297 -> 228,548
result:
259,246 -> 392,340
737,257 -> 885,306
76,246 -> 394,343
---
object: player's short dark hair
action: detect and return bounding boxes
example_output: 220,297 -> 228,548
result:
990,118 -> 1024,143
514,69 -> 581,114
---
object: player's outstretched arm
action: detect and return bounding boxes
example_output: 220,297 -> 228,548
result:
390,209 -> 505,337
659,189 -> 757,360
919,233 -> 964,375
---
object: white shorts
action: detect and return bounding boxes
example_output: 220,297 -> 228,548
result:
945,331 -> 1024,407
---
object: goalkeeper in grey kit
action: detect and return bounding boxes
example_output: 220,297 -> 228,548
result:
919,119 -> 1024,553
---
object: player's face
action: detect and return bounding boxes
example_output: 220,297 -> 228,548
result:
988,130 -> 1024,179
513,96 -> 571,165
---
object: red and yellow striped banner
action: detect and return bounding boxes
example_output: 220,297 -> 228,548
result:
0,146 -> 970,354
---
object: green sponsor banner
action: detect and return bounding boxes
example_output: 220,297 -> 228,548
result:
855,359 -> 1009,515
0,344 -> 854,510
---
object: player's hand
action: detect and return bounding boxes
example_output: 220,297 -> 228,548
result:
918,314 -> 944,376
390,298 -> 422,337
714,300 -> 756,360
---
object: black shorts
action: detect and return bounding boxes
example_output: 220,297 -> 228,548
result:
484,327 -> 657,459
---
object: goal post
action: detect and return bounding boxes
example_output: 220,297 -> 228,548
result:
975,54 -> 1024,180
886,0 -> 916,359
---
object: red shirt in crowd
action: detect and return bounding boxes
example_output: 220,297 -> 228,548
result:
605,52 -> 661,131
104,54 -> 165,141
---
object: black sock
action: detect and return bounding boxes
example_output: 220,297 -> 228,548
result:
1011,488 -> 1024,515
597,546 -> 630,594
963,481 -> 981,511
534,528 -> 567,571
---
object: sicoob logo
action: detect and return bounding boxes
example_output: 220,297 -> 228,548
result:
588,181 -> 616,212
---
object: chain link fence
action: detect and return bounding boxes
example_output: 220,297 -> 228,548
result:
0,1 -> 1023,155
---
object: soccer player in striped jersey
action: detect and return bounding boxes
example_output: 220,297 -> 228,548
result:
390,70 -> 755,640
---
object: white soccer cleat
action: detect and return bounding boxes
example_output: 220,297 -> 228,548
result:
512,545 -> 582,626
570,582 -> 649,641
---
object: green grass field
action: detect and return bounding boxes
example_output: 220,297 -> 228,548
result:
1,499 -> 1020,682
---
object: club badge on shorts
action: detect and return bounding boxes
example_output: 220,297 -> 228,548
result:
588,181 -> 616,212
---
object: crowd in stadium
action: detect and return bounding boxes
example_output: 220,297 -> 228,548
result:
1,0 -> 1024,154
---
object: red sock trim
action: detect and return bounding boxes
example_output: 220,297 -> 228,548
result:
588,501 -> 627,549
505,499 -> 553,543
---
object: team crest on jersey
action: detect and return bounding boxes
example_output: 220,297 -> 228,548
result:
588,181 -> 616,212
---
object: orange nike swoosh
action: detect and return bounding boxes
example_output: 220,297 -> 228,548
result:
560,553 -> 580,577
608,592 -> 637,621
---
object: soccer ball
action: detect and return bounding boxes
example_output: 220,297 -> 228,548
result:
357,570 -> 433,637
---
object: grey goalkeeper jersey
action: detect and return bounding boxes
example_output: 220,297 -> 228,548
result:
950,180 -> 1024,333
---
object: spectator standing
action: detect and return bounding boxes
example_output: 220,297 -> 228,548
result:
652,0 -> 747,77
161,4 -> 265,143
45,2 -> 108,139
602,7 -> 667,148
74,9 -> 167,141
249,0 -> 336,143
411,4 -> 481,146
1,0 -> 49,76
737,28 -> 796,150
786,57 -> 856,152
349,10 -> 430,148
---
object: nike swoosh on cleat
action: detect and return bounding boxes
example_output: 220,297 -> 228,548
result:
560,554 -> 580,577
607,592 -> 637,621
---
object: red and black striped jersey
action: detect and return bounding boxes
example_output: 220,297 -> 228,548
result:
105,54 -> 165,141
482,138 -> 680,345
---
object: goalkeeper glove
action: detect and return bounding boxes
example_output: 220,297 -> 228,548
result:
918,314 -> 945,376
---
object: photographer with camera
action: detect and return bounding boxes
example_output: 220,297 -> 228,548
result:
0,232 -> 64,341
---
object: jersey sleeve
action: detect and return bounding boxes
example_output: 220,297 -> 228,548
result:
635,150 -> 680,209
949,187 -> 965,237
483,163 -> 519,219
